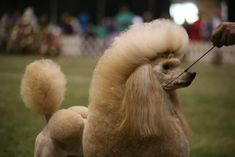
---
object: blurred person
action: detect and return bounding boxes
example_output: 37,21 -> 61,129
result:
211,16 -> 221,31
0,12 -> 20,51
21,7 -> 38,31
203,13 -> 221,41
94,19 -> 109,39
103,18 -> 119,47
78,11 -> 90,32
61,12 -> 74,35
39,24 -> 62,56
70,16 -> 82,34
7,7 -> 38,53
188,18 -> 204,41
37,15 -> 62,56
211,22 -> 235,47
115,5 -> 134,32
0,14 -> 10,51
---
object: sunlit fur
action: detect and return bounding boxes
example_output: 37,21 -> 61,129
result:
83,19 -> 190,157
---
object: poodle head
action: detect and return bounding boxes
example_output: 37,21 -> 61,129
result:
119,20 -> 196,137
151,55 -> 196,91
112,19 -> 196,91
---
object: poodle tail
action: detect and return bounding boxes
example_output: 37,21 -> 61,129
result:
20,59 -> 66,120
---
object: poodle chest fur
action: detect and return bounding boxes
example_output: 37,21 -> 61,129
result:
83,113 -> 189,157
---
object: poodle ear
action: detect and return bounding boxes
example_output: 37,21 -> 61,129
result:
120,64 -> 172,137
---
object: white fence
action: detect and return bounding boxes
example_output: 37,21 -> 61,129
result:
60,36 -> 235,64
60,35 -> 107,57
61,35 -> 82,56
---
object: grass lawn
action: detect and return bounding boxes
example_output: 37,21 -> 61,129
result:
0,55 -> 235,157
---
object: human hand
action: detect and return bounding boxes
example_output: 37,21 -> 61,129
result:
211,22 -> 235,47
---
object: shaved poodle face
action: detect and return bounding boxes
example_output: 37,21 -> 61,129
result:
152,57 -> 196,91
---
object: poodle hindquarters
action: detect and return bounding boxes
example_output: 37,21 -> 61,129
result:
21,59 -> 87,157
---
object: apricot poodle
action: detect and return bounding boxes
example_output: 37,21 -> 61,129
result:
21,19 -> 196,157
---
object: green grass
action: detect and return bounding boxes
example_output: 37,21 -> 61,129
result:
0,55 -> 235,157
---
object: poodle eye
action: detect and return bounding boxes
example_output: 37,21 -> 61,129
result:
161,59 -> 180,71
162,64 -> 171,71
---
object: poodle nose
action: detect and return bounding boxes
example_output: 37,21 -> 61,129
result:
188,71 -> 197,79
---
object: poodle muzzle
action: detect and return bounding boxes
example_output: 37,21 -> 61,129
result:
165,71 -> 197,90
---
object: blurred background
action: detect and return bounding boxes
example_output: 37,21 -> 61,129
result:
0,0 -> 234,58
0,0 -> 235,157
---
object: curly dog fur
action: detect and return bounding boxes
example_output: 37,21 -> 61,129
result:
21,59 -> 87,157
21,19 -> 196,157
83,19 -> 195,157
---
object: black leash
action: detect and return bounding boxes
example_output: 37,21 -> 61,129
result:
166,45 -> 216,86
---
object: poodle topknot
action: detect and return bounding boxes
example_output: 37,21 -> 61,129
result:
113,19 -> 189,58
